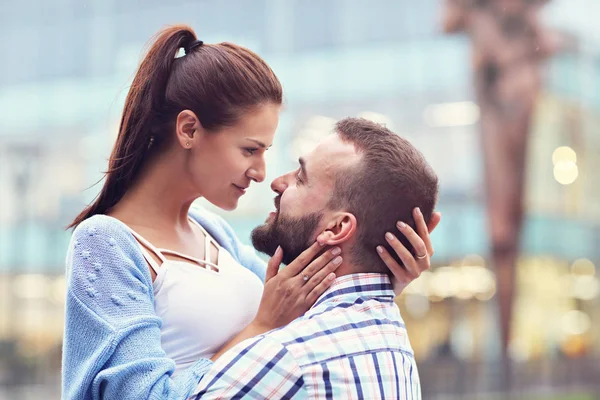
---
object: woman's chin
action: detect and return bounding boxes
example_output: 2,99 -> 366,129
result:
210,197 -> 239,212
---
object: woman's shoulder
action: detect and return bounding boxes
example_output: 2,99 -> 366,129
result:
70,214 -> 139,251
67,214 -> 149,282
66,214 -> 154,324
72,214 -> 131,236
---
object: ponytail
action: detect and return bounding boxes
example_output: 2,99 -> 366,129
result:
68,26 -> 198,228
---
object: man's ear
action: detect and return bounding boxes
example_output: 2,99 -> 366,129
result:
316,212 -> 357,246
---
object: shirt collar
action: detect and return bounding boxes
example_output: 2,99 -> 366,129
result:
311,273 -> 395,310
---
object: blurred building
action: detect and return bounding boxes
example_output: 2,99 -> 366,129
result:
0,0 -> 598,398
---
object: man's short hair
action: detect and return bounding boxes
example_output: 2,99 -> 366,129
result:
328,117 -> 439,274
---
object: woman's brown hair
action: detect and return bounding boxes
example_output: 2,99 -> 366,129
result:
69,24 -> 282,228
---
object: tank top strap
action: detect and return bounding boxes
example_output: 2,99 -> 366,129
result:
124,219 -> 221,273
158,248 -> 220,273
137,244 -> 163,275
188,216 -> 221,264
188,217 -> 221,249
205,233 -> 214,265
126,227 -> 168,274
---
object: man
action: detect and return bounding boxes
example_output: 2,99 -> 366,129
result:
194,117 -> 439,399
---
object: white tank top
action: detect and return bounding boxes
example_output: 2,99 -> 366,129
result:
127,219 -> 263,376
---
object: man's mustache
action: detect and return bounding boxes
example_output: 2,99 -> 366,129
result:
274,195 -> 281,213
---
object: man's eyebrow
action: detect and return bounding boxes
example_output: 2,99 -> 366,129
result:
298,157 -> 309,182
245,138 -> 271,149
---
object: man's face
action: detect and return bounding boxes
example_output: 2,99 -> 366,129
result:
251,134 -> 360,264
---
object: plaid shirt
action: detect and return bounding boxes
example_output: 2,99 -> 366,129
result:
192,273 -> 421,399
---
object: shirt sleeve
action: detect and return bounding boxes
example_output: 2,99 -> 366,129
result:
62,216 -> 213,400
191,335 -> 308,400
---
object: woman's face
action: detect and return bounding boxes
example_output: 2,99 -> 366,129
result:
190,103 -> 280,210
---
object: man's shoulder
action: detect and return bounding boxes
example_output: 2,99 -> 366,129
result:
264,313 -> 321,344
208,332 -> 302,382
258,310 -> 349,365
263,300 -> 414,365
197,331 -> 307,399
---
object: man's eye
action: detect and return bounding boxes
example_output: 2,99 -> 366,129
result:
243,148 -> 258,155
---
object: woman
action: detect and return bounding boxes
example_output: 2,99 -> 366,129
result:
62,25 -> 440,400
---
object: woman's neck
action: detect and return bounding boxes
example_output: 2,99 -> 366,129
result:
109,150 -> 199,232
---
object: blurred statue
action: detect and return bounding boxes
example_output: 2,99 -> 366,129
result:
441,0 -> 561,360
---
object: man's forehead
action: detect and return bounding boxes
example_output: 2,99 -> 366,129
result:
304,134 -> 360,179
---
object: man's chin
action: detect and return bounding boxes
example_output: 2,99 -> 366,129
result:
250,224 -> 279,258
251,211 -> 323,265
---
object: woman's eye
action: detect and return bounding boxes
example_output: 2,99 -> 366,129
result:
243,148 -> 258,156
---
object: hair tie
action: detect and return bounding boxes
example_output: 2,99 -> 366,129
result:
185,40 -> 204,54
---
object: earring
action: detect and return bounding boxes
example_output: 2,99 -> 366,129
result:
186,142 -> 191,148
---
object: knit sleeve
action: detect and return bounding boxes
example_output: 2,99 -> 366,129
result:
62,215 -> 212,400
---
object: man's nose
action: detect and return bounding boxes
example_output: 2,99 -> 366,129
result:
270,173 -> 290,195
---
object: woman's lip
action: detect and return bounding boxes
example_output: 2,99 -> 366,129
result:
233,184 -> 247,194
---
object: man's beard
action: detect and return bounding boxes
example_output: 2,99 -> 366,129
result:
251,209 -> 323,265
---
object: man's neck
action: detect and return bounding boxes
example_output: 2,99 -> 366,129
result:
331,261 -> 384,278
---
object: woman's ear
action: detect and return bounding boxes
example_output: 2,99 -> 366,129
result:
316,212 -> 357,246
175,110 -> 201,149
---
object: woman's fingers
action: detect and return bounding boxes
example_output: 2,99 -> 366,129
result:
278,241 -> 327,278
253,242 -> 342,330
304,271 -> 338,306
413,207 -> 433,257
383,232 -> 421,278
301,251 -> 343,294
265,246 -> 283,282
396,220 -> 428,262
295,247 -> 341,284
428,211 -> 442,234
376,245 -> 413,284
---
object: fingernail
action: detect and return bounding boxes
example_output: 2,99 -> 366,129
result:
415,207 -> 422,216
332,256 -> 343,265
328,273 -> 336,281
376,246 -> 384,254
385,232 -> 394,241
331,247 -> 341,256
397,221 -> 406,230
275,246 -> 282,256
